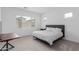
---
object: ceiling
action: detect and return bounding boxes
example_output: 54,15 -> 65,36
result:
25,7 -> 54,14
20,7 -> 61,14
19,7 -> 79,14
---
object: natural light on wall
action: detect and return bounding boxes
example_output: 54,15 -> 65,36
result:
64,12 -> 73,19
43,17 -> 47,20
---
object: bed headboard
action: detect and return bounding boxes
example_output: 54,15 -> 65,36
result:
46,25 -> 65,37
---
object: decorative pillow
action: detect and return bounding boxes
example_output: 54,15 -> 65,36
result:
46,27 -> 62,32
55,28 -> 62,32
46,27 -> 54,30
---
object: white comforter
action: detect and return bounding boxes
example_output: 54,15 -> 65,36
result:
32,30 -> 63,45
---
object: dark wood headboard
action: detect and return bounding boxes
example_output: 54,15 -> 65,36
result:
46,25 -> 65,37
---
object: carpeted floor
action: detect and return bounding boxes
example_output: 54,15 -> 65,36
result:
0,36 -> 79,51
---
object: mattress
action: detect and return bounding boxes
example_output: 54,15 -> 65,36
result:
32,30 -> 63,45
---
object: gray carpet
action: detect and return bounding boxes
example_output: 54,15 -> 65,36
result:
0,36 -> 79,51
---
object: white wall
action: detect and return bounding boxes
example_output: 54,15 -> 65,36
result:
0,22 -> 2,33
0,8 -> 2,33
2,7 -> 41,36
41,8 -> 79,43
64,8 -> 79,43
41,10 -> 64,26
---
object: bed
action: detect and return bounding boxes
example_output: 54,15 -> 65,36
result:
32,25 -> 65,45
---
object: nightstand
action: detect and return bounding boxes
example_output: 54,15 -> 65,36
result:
40,29 -> 46,30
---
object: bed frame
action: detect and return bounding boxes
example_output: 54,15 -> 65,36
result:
46,25 -> 65,37
33,25 -> 65,45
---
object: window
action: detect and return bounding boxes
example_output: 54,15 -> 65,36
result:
16,16 -> 35,29
64,12 -> 73,19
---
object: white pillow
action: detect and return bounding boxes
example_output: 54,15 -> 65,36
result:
46,27 -> 62,32
46,27 -> 55,31
55,28 -> 62,32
